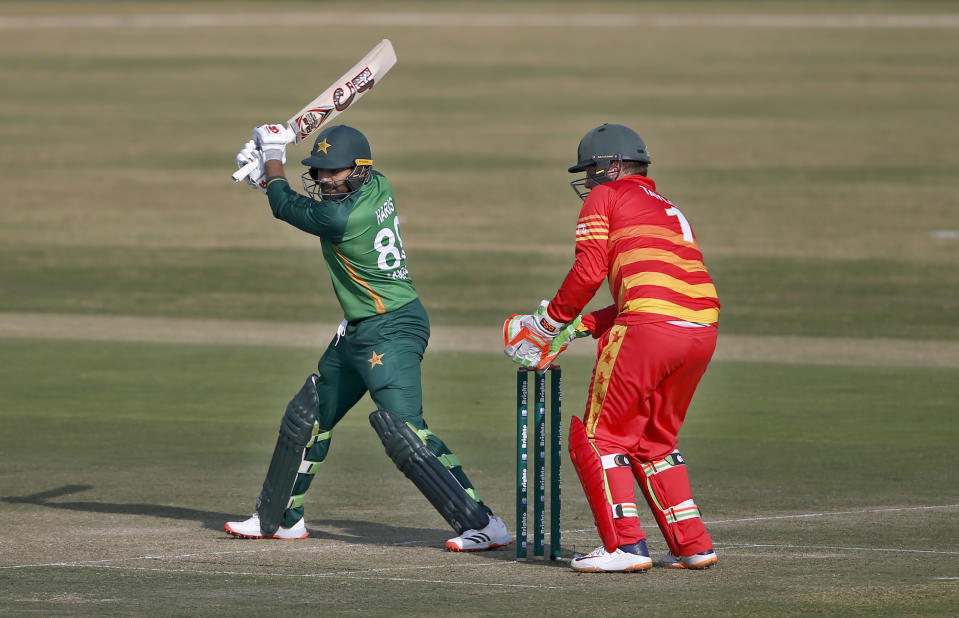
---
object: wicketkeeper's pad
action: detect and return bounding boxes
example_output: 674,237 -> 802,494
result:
568,415 -> 632,552
369,409 -> 489,534
631,450 -> 708,556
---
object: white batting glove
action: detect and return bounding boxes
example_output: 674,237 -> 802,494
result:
235,139 -> 266,193
252,123 -> 295,162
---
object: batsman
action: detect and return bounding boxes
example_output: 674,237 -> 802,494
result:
225,123 -> 512,551
504,123 -> 720,572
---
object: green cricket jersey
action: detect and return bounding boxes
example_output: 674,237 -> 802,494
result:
265,171 -> 418,321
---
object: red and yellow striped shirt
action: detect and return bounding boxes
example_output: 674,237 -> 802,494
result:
548,175 -> 719,331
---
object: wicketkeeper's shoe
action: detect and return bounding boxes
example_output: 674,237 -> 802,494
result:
570,540 -> 653,573
224,513 -> 309,540
656,548 -> 718,569
445,515 -> 513,551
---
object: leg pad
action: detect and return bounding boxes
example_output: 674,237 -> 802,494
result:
632,450 -> 712,556
568,416 -> 629,552
370,409 -> 488,534
256,375 -> 320,535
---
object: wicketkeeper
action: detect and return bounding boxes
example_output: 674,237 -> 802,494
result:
225,123 -> 511,551
504,123 -> 720,572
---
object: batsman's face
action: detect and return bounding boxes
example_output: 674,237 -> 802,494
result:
310,167 -> 353,196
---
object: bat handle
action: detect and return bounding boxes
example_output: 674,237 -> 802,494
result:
232,159 -> 259,183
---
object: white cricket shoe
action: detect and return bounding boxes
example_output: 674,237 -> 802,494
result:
445,515 -> 513,551
657,549 -> 718,569
224,513 -> 309,540
570,540 -> 653,573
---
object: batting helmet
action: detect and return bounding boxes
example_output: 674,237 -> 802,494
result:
300,125 -> 374,201
301,125 -> 372,169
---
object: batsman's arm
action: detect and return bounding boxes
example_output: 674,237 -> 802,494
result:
261,161 -> 349,240
265,159 -> 284,178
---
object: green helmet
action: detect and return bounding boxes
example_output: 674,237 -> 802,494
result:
301,125 -> 372,169
300,125 -> 373,201
568,123 -> 651,200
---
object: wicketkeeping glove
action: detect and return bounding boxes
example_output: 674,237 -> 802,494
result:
235,139 -> 266,193
503,301 -> 589,372
252,123 -> 295,162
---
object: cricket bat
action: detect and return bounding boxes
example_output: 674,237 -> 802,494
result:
232,39 -> 397,183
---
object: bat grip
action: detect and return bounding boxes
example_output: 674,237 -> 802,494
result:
232,159 -> 259,183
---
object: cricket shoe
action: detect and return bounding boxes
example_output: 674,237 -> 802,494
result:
570,540 -> 653,573
445,515 -> 513,551
224,513 -> 309,540
657,549 -> 718,570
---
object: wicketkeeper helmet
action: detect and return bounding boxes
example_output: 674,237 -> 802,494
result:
569,123 -> 651,200
568,123 -> 651,173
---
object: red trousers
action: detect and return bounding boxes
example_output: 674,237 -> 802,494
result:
583,321 -> 716,555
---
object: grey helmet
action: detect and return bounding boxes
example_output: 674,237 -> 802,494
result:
569,123 -> 651,200
301,125 -> 373,201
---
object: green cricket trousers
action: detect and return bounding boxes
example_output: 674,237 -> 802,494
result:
280,298 -> 489,527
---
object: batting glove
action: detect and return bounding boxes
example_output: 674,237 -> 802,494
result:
252,123 -> 295,163
235,139 -> 266,193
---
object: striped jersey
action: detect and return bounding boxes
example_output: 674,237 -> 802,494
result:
265,171 -> 418,321
549,175 -> 719,328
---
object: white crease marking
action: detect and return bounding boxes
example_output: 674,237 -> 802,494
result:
560,504 -> 959,535
716,543 -> 959,556
33,563 -> 560,589
4,503 -> 956,577
704,504 -> 959,525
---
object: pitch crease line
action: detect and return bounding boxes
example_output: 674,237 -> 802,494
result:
560,503 -> 959,536
317,561 -> 504,575
50,563 -> 561,589
0,547 -> 281,569
716,543 -> 959,556
0,550 -> 498,572
0,539 -> 459,570
705,503 -> 959,525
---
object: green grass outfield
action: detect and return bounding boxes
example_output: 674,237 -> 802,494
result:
0,339 -> 957,614
1,0 -> 958,615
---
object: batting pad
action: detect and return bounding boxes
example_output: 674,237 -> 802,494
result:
256,374 -> 320,535
369,409 -> 489,534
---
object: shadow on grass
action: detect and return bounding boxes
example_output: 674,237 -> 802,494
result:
4,484 -> 235,528
2,484 -> 534,563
